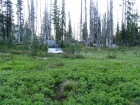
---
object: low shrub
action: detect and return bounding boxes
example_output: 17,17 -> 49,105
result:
64,43 -> 82,54
67,54 -> 76,59
0,53 -> 11,61
49,60 -> 64,68
31,35 -> 39,57
11,50 -> 25,55
107,48 -> 117,59
76,54 -> 85,59
107,54 -> 117,59
60,80 -> 79,92
62,53 -> 69,58
62,53 -> 85,59
40,43 -> 48,52
45,53 -> 55,57
55,80 -> 79,100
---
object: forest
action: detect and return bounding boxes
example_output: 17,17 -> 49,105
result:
0,0 -> 140,105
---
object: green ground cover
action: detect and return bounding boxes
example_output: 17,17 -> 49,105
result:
0,48 -> 140,105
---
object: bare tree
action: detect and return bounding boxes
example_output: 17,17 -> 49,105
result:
101,13 -> 107,46
0,0 -> 2,14
83,0 -> 88,41
106,0 -> 113,47
16,0 -> 24,42
110,0 -> 113,46
96,2 -> 101,49
30,0 -> 35,39
82,0 -> 88,42
0,0 -> 4,40
89,0 -> 94,46
35,0 -> 38,33
80,0 -> 83,41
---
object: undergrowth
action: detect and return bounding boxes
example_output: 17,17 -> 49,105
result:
0,48 -> 140,104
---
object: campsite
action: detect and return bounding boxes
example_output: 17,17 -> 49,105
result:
1,0 -> 140,104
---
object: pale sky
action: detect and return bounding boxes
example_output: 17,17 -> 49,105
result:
12,0 -> 140,38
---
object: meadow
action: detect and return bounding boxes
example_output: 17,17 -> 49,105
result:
0,47 -> 140,105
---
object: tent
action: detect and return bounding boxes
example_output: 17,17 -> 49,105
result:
44,40 -> 63,54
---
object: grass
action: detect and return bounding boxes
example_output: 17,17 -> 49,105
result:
0,48 -> 140,104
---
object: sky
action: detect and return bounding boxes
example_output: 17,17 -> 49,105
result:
12,0 -> 140,39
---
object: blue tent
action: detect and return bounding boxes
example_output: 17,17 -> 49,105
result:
44,40 -> 63,53
44,40 -> 58,48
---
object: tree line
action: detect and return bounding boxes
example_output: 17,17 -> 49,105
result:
0,0 -> 140,50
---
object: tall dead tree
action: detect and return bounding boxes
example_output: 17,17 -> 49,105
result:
82,0 -> 88,42
35,0 -> 38,33
106,0 -> 113,47
101,13 -> 107,46
106,0 -> 109,46
80,0 -> 83,41
89,0 -> 94,46
0,0 -> 3,39
110,0 -> 113,46
0,0 -> 2,13
96,2 -> 101,49
93,1 -> 98,44
16,0 -> 24,42
30,0 -> 35,41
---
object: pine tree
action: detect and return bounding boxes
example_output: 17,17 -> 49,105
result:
31,34 -> 39,57
49,0 -> 52,39
66,12 -> 72,42
133,11 -> 139,45
93,1 -> 99,47
97,16 -> 101,49
3,0 -> 13,44
115,22 -> 121,45
60,0 -> 66,47
42,0 -> 50,42
52,0 -> 61,44
121,0 -> 126,46
22,22 -> 31,49
122,0 -> 138,46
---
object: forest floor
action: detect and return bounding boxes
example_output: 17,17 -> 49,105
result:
0,47 -> 140,105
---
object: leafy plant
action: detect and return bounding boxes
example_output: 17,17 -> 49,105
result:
64,43 -> 82,54
31,35 -> 39,57
48,60 -> 64,68
107,48 -> 117,59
